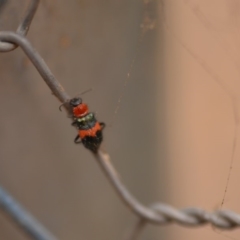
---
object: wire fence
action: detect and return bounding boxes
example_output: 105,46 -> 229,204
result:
0,1 -> 240,240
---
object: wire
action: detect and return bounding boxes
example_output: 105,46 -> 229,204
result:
0,0 -> 39,52
0,186 -> 58,240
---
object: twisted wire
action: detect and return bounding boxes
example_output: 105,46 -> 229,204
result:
95,151 -> 240,231
150,203 -> 240,229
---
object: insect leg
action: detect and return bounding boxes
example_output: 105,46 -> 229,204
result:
71,120 -> 78,126
74,135 -> 81,144
100,122 -> 106,130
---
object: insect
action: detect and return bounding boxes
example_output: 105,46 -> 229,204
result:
64,97 -> 105,153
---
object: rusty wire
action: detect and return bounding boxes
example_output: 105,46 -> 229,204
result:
1,2 -> 240,240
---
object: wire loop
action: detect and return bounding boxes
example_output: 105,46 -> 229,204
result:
0,0 -> 39,52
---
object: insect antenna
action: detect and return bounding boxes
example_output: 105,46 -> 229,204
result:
81,88 -> 92,96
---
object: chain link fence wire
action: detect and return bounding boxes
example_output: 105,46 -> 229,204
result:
0,0 -> 39,52
1,1 -> 240,240
0,187 -> 58,240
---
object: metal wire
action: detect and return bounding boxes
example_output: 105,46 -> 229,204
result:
150,203 -> 240,228
0,0 -> 39,52
96,151 -> 240,230
124,219 -> 146,240
0,186 -> 58,240
0,31 -> 70,104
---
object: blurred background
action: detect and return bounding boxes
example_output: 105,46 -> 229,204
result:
0,0 -> 240,240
